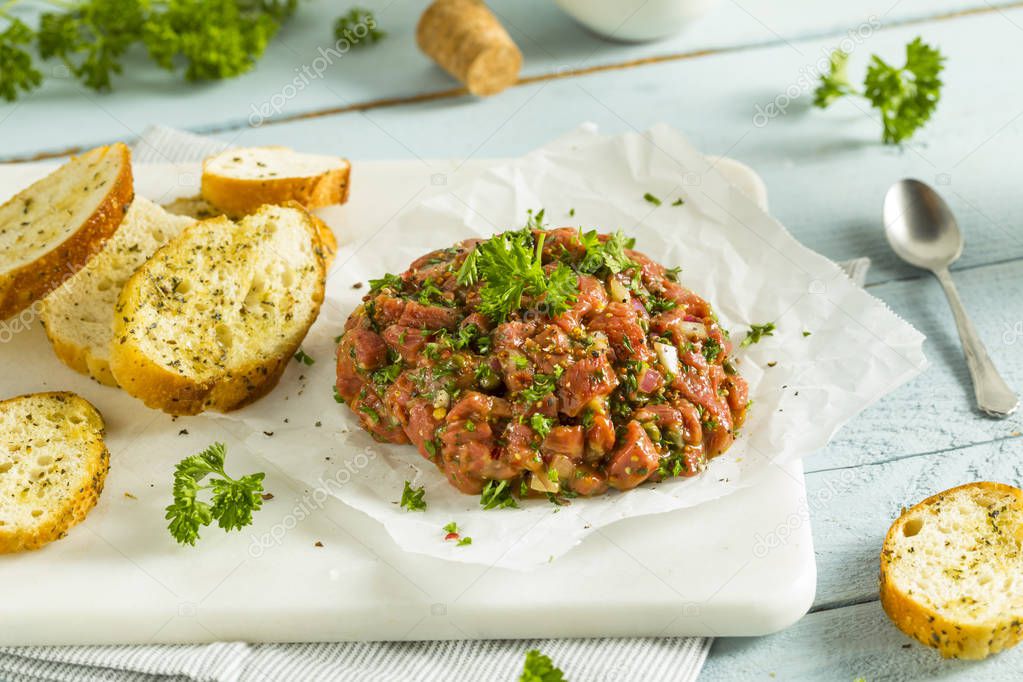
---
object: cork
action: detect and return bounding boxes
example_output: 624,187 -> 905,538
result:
416,0 -> 523,96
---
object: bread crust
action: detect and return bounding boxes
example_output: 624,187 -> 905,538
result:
109,207 -> 326,416
0,392 -> 109,554
40,324 -> 119,387
201,159 -> 350,218
0,144 -> 133,321
879,481 -> 1023,660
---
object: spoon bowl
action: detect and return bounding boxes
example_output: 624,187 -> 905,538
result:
883,179 -> 964,270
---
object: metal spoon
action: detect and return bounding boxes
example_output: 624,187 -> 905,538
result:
883,179 -> 1018,417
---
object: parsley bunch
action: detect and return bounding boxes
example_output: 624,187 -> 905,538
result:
0,0 -> 299,101
165,442 -> 266,546
814,37 -> 945,144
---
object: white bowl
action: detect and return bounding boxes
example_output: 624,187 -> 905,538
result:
554,0 -> 720,42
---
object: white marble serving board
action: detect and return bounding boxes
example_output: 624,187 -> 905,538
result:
0,157 -> 813,644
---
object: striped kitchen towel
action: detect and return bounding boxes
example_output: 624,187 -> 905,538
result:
0,637 -> 712,682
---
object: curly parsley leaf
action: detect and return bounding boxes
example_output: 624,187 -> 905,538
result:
480,479 -> 519,510
578,229 -> 637,275
165,442 -> 265,546
143,0 -> 294,82
519,649 -> 566,682
333,6 -> 384,46
400,481 -> 427,511
470,225 -> 578,323
813,49 -> 855,108
814,37 -> 944,144
0,18 -> 43,101
864,37 -> 944,144
740,322 -> 776,348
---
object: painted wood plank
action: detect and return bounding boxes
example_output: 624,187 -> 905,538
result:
810,258 -> 1023,473
701,601 -> 1023,681
716,432 -> 1022,673
806,436 -> 1023,611
0,0 -> 1017,160
204,4 -> 1023,287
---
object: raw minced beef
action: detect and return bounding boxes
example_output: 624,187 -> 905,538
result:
336,225 -> 749,499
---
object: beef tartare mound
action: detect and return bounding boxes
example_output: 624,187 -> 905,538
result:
336,218 -> 749,499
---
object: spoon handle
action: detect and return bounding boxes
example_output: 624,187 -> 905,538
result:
934,268 -> 1019,417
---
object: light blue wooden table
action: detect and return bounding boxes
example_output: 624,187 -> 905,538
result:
3,0 -> 1022,678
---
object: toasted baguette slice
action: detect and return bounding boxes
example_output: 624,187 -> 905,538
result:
163,194 -> 338,270
201,146 -> 350,218
109,204 -> 326,415
0,392 -> 109,554
880,482 -> 1023,660
39,198 -> 195,387
0,144 -> 133,320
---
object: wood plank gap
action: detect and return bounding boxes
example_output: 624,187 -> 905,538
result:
6,0 -> 1023,164
806,432 -> 1023,475
864,254 -> 1023,289
810,595 -> 879,614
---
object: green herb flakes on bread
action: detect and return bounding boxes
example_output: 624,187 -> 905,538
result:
40,197 -> 195,386
110,203 -> 327,415
0,143 -> 132,321
0,392 -> 109,554
880,482 -> 1023,660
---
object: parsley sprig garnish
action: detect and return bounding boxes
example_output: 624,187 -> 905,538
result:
165,442 -> 265,546
457,214 -> 578,322
0,0 -> 298,102
814,37 -> 945,144
519,649 -> 566,682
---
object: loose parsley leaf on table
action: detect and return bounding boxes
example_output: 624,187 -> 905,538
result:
400,481 -> 427,511
643,192 -> 662,206
293,349 -> 315,365
519,649 -> 566,682
814,37 -> 944,144
165,442 -> 265,546
740,322 -> 776,348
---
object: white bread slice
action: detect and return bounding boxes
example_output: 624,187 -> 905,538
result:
0,392 -> 109,554
880,482 -> 1023,660
39,197 -> 195,387
163,194 -> 338,270
201,146 -> 350,218
0,144 -> 133,320
109,203 -> 326,415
